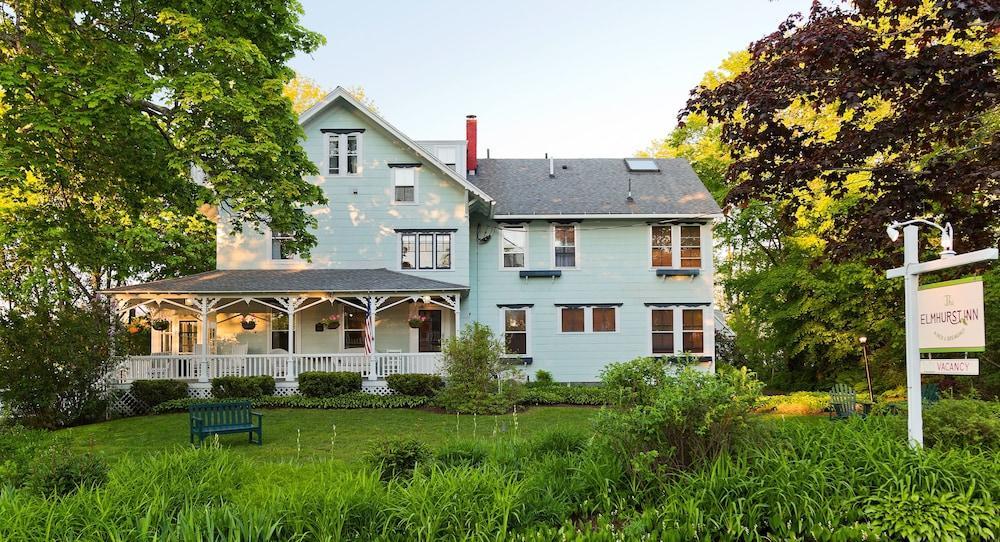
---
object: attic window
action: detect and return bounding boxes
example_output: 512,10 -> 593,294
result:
625,158 -> 659,172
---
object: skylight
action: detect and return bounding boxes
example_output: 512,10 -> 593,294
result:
624,158 -> 659,172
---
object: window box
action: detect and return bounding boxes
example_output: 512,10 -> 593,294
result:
519,270 -> 561,278
655,268 -> 700,277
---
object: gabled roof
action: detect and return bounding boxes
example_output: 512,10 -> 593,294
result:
299,87 -> 494,204
102,269 -> 468,295
469,158 -> 722,218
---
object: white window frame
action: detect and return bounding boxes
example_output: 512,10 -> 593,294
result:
551,223 -> 579,269
392,167 -> 418,204
499,223 -> 528,270
399,231 -> 452,271
649,224 -> 704,269
557,305 -> 619,334
500,307 -> 531,357
679,224 -> 703,269
647,306 -> 710,356
269,229 -> 298,262
343,306 -> 366,351
324,132 -> 363,176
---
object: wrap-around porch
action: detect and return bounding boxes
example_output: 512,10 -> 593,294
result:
104,269 -> 467,385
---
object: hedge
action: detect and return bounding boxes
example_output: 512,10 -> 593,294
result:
298,371 -> 362,397
151,393 -> 431,414
519,385 -> 606,406
130,380 -> 189,409
211,376 -> 276,398
386,374 -> 444,397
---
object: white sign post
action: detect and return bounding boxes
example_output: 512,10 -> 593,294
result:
886,220 -> 997,448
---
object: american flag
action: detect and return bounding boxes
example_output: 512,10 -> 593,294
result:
363,308 -> 374,356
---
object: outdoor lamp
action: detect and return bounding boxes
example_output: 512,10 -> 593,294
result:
886,224 -> 900,242
885,219 -> 955,258
859,336 -> 867,344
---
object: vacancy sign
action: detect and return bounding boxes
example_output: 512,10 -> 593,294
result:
918,276 -> 986,353
920,358 -> 979,376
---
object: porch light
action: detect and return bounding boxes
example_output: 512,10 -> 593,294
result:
422,295 -> 431,304
886,219 -> 955,258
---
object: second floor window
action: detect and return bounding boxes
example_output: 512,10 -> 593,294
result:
651,224 -> 703,268
393,167 -> 416,203
651,226 -> 672,267
680,226 -> 702,268
553,224 -> 577,268
501,225 -> 527,268
400,232 -> 451,270
271,231 -> 296,260
326,132 -> 362,175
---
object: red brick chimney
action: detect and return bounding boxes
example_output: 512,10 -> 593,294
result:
466,115 -> 477,175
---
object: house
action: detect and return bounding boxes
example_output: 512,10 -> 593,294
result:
103,87 -> 722,394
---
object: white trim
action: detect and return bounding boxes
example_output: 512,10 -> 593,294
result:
495,213 -> 722,220
323,132 -> 363,177
646,305 -> 712,357
298,87 -> 494,203
649,223 -> 704,270
499,223 -> 528,271
500,306 -> 531,357
551,223 -> 579,270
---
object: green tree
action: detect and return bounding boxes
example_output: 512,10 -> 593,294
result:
0,1 -> 326,306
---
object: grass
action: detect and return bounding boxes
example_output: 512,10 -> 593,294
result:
61,406 -> 599,463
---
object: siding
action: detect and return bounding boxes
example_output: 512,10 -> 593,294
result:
216,103 -> 471,288
467,218 -> 716,382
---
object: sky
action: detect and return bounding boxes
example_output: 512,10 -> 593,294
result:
289,0 -> 815,158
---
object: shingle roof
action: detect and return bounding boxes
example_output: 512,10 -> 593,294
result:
470,158 -> 722,217
102,269 -> 468,295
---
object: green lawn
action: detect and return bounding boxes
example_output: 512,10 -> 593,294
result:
62,406 -> 599,463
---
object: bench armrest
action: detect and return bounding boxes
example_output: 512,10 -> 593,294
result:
190,415 -> 204,430
251,412 -> 263,423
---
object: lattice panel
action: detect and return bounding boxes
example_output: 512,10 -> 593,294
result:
106,389 -> 146,417
362,382 -> 394,396
273,385 -> 300,397
187,386 -> 212,399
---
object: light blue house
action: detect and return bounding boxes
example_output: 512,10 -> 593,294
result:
105,87 -> 721,391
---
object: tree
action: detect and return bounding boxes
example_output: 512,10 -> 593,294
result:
0,1 -> 327,306
676,1 -> 1000,389
284,74 -> 328,114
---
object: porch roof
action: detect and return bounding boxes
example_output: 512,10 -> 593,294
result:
102,268 -> 468,295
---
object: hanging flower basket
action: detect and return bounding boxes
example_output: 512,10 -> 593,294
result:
150,318 -> 170,331
408,315 -> 427,329
321,314 -> 341,329
128,325 -> 142,334
240,315 -> 257,330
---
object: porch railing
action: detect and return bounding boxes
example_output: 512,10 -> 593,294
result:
110,353 -> 443,384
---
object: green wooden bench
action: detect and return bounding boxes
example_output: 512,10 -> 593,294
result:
829,383 -> 864,420
189,401 -> 262,446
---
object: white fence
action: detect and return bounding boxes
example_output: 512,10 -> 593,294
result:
110,353 -> 443,384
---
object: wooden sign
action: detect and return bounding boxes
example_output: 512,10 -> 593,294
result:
920,358 -> 979,376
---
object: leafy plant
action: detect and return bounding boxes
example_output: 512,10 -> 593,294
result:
151,393 -> 431,414
130,380 -> 189,411
210,376 -> 276,398
362,438 -> 431,481
923,399 -> 1000,451
596,360 -> 763,473
297,371 -> 361,397
385,374 -> 444,397
28,452 -> 108,497
435,323 -> 522,414
864,491 -> 997,542
533,370 -> 553,385
519,385 -> 605,406
756,391 -> 830,415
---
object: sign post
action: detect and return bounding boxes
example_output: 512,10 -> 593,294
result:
886,220 -> 997,448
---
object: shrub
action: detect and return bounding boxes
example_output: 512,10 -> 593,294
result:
533,370 -> 553,384
211,376 -> 275,398
519,385 -> 605,406
435,322 -> 522,414
28,451 -> 108,496
0,303 -> 121,427
924,399 -> 1000,450
756,391 -> 829,415
526,429 -> 589,457
863,491 -> 998,541
298,371 -> 361,397
595,360 -> 762,473
130,380 -> 189,410
151,393 -> 431,414
0,425 -> 65,488
434,440 -> 490,468
362,437 -> 431,481
386,374 -> 444,396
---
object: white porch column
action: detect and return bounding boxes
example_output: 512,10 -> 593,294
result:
198,297 -> 210,383
367,296 -> 378,381
452,294 -> 461,337
284,297 -> 299,382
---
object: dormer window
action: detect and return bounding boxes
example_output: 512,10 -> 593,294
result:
323,130 -> 364,175
435,146 -> 457,170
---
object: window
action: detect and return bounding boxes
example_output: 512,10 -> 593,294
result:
559,306 -> 617,333
680,226 -> 702,268
417,309 -> 442,352
401,232 -> 451,270
393,167 -> 415,202
682,309 -> 704,353
553,224 -> 577,268
344,308 -> 366,350
178,320 -> 198,354
593,307 -> 616,332
501,225 -> 527,268
651,226 -> 672,267
270,312 -> 290,351
271,231 -> 296,260
325,132 -> 363,175
651,309 -> 674,354
625,158 -> 660,172
503,308 -> 528,355
560,307 -> 585,333
158,321 -> 173,353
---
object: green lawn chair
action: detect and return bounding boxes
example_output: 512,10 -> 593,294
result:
829,383 -> 861,420
921,383 -> 940,404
